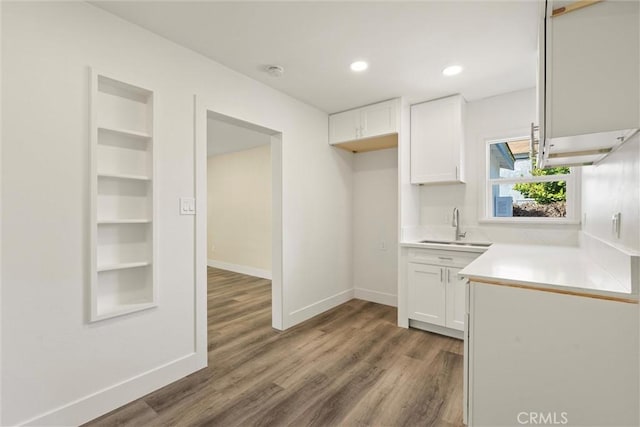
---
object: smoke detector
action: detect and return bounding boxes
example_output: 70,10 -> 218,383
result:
265,65 -> 284,78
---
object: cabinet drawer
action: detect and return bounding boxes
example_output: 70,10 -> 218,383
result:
408,248 -> 478,268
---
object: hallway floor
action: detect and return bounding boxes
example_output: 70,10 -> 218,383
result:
85,267 -> 464,426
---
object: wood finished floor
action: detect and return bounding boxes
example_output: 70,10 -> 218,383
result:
85,268 -> 464,427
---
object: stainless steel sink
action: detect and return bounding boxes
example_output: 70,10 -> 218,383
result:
419,240 -> 492,248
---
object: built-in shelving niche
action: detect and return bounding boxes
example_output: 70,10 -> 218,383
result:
90,70 -> 156,322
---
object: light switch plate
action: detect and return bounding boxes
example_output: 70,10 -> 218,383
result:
180,197 -> 196,215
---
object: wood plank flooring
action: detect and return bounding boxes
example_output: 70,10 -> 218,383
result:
85,268 -> 464,427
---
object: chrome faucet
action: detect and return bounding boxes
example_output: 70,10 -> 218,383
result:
452,207 -> 466,241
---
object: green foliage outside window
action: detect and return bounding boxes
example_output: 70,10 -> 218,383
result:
513,167 -> 569,204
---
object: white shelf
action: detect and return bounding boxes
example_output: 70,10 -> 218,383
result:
97,261 -> 151,272
97,219 -> 152,225
91,70 -> 156,323
98,172 -> 151,181
98,126 -> 152,140
93,302 -> 157,322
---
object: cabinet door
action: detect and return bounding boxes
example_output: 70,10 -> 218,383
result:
468,281 -> 640,426
329,110 -> 360,145
547,0 -> 639,138
410,95 -> 464,184
408,263 -> 445,326
445,267 -> 465,331
360,100 -> 396,139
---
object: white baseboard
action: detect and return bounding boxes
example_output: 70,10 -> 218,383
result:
354,287 -> 397,307
18,353 -> 205,426
287,288 -> 354,327
207,259 -> 272,280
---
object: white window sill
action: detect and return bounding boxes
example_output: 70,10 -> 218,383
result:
478,217 -> 581,226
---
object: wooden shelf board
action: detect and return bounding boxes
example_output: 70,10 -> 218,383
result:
98,172 -> 151,181
97,219 -> 152,225
552,0 -> 603,17
332,133 -> 398,153
97,261 -> 151,272
93,301 -> 157,322
98,126 -> 152,140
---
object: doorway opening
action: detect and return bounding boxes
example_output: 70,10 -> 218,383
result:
203,111 -> 283,333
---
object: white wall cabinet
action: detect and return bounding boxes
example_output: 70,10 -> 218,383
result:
90,70 -> 157,322
537,0 -> 640,167
329,99 -> 398,153
406,248 -> 480,337
359,100 -> 396,138
410,95 -> 465,184
329,109 -> 360,143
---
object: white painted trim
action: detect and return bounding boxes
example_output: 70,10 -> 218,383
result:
270,134 -> 284,330
478,218 -> 581,225
288,288 -> 354,326
207,259 -> 272,280
16,353 -> 204,426
354,288 -> 397,307
193,95 -> 208,369
202,109 -> 283,331
0,2 -> 3,420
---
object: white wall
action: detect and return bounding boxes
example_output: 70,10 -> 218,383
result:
353,148 -> 398,306
1,2 -> 352,425
417,88 -> 580,246
581,134 -> 640,253
208,144 -> 272,276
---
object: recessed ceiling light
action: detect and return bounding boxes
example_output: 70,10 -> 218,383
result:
350,61 -> 368,72
442,65 -> 463,76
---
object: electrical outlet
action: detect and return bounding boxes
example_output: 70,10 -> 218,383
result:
380,240 -> 387,251
612,212 -> 621,238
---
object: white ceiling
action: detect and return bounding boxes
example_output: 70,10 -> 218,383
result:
93,1 -> 538,113
208,116 -> 272,157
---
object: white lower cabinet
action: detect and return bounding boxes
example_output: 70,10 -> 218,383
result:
408,263 -> 446,326
466,281 -> 639,426
445,267 -> 465,331
407,248 -> 482,337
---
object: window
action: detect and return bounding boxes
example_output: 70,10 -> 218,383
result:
485,136 -> 578,222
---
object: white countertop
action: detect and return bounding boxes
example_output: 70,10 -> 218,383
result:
459,243 -> 636,300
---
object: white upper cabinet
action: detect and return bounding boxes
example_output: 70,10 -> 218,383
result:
360,100 -> 397,139
538,0 -> 640,167
329,109 -> 360,143
410,94 -> 465,184
328,99 -> 398,153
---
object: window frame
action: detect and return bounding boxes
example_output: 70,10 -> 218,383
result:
481,133 -> 580,225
